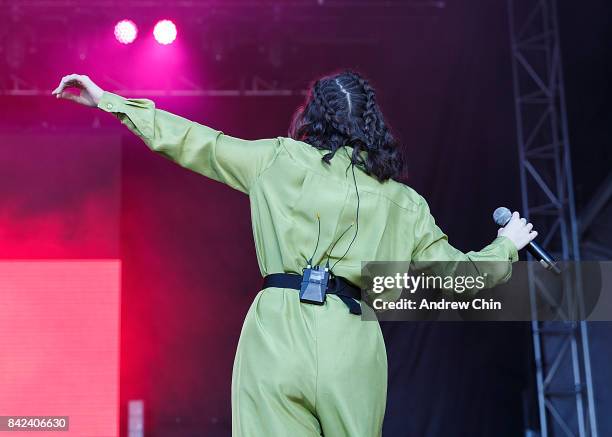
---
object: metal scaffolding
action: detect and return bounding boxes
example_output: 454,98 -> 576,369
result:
507,0 -> 598,436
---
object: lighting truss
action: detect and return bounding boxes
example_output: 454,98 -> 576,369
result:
507,0 -> 598,435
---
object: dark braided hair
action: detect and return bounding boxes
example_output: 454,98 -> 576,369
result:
288,70 -> 403,181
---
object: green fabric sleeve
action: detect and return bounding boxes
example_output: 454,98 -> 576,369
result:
97,91 -> 281,194
411,195 -> 519,289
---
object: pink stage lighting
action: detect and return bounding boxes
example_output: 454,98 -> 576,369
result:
114,19 -> 138,44
153,20 -> 177,45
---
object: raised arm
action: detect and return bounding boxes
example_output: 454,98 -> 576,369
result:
411,195 -> 535,288
53,74 -> 281,194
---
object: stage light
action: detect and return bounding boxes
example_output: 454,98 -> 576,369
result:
153,20 -> 177,45
114,20 -> 138,44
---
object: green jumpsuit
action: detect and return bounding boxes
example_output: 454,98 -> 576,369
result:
97,91 -> 519,437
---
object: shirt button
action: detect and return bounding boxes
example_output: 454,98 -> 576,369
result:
106,103 -> 113,109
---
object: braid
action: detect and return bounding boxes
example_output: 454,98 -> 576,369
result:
315,81 -> 351,136
313,80 -> 355,164
288,70 -> 403,181
340,71 -> 379,169
359,77 -> 380,150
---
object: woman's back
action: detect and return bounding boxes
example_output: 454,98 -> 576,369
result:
251,137 -> 420,287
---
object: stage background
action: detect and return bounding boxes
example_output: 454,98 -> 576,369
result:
1,1 -> 610,436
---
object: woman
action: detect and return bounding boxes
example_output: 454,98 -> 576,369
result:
53,71 -> 536,437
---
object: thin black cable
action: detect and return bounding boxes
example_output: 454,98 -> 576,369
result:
306,213 -> 322,266
325,222 -> 354,269
329,161 -> 360,273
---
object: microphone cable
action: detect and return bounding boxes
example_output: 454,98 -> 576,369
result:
328,159 -> 360,274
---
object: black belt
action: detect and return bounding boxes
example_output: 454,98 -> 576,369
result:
262,273 -> 362,315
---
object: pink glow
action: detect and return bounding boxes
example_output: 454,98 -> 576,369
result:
153,20 -> 177,45
114,19 -> 138,44
0,260 -> 121,436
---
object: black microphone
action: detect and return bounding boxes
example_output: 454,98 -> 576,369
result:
493,207 -> 561,275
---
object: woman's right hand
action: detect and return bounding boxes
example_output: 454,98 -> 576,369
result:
497,211 -> 537,251
52,74 -> 104,107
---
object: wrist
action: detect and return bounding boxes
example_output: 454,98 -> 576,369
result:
494,235 -> 520,263
92,89 -> 104,106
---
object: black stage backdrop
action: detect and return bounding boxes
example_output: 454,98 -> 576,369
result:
2,1 -> 611,436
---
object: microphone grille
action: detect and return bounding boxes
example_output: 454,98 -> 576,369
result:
493,207 -> 512,226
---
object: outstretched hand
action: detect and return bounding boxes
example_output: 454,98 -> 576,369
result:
52,74 -> 104,107
498,211 -> 537,250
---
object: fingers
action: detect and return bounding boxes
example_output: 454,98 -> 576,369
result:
498,210 -> 538,250
508,212 -> 532,230
517,214 -> 537,243
506,211 -> 523,231
57,90 -> 81,103
52,74 -> 87,95
52,74 -> 72,95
